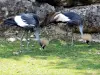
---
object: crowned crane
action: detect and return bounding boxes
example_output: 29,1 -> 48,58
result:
3,13 -> 46,49
42,12 -> 83,45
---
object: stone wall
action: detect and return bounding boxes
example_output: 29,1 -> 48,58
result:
36,0 -> 100,7
0,0 -> 100,40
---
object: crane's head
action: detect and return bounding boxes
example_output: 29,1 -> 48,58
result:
79,24 -> 90,44
82,34 -> 92,44
39,38 -> 49,49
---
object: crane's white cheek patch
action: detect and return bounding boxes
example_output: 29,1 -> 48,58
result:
54,14 -> 70,22
14,16 -> 28,27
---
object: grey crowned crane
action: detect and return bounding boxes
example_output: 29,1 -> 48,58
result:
42,12 -> 83,45
3,13 -> 46,49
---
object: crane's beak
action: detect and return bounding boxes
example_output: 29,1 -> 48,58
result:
39,42 -> 46,49
41,45 -> 46,49
86,40 -> 89,44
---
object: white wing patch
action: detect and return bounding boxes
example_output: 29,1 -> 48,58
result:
54,13 -> 70,22
14,16 -> 28,27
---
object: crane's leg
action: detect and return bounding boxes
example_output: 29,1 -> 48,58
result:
71,28 -> 74,46
34,27 -> 40,44
31,32 -> 35,47
26,30 -> 30,50
20,30 -> 26,50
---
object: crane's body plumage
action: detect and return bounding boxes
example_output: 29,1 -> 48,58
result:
62,12 -> 83,36
53,13 -> 70,22
63,12 -> 82,21
4,13 -> 39,31
4,13 -> 45,49
47,12 -> 83,45
53,12 -> 82,26
16,13 -> 39,27
49,12 -> 83,36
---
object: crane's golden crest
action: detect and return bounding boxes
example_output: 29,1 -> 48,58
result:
40,38 -> 49,45
82,34 -> 92,41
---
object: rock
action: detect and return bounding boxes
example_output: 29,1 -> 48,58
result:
7,37 -> 16,42
35,3 -> 55,21
0,0 -> 100,41
0,0 -> 7,3
79,0 -> 100,5
36,0 -> 73,7
36,0 -> 100,7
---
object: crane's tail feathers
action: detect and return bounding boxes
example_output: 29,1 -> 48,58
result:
79,24 -> 83,37
3,18 -> 17,26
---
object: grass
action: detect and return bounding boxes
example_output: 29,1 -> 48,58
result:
0,38 -> 100,75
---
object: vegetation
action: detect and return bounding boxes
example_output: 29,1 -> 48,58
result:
0,38 -> 100,75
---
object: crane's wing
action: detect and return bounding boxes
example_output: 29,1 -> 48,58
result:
20,13 -> 39,27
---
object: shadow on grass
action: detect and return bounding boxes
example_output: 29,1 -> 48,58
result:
0,38 -> 100,70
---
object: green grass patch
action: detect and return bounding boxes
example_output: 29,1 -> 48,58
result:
0,38 -> 100,75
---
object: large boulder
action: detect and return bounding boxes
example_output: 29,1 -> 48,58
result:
0,0 -> 100,40
36,0 -> 73,7
36,0 -> 100,7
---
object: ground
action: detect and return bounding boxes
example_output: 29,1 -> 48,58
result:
0,38 -> 100,75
